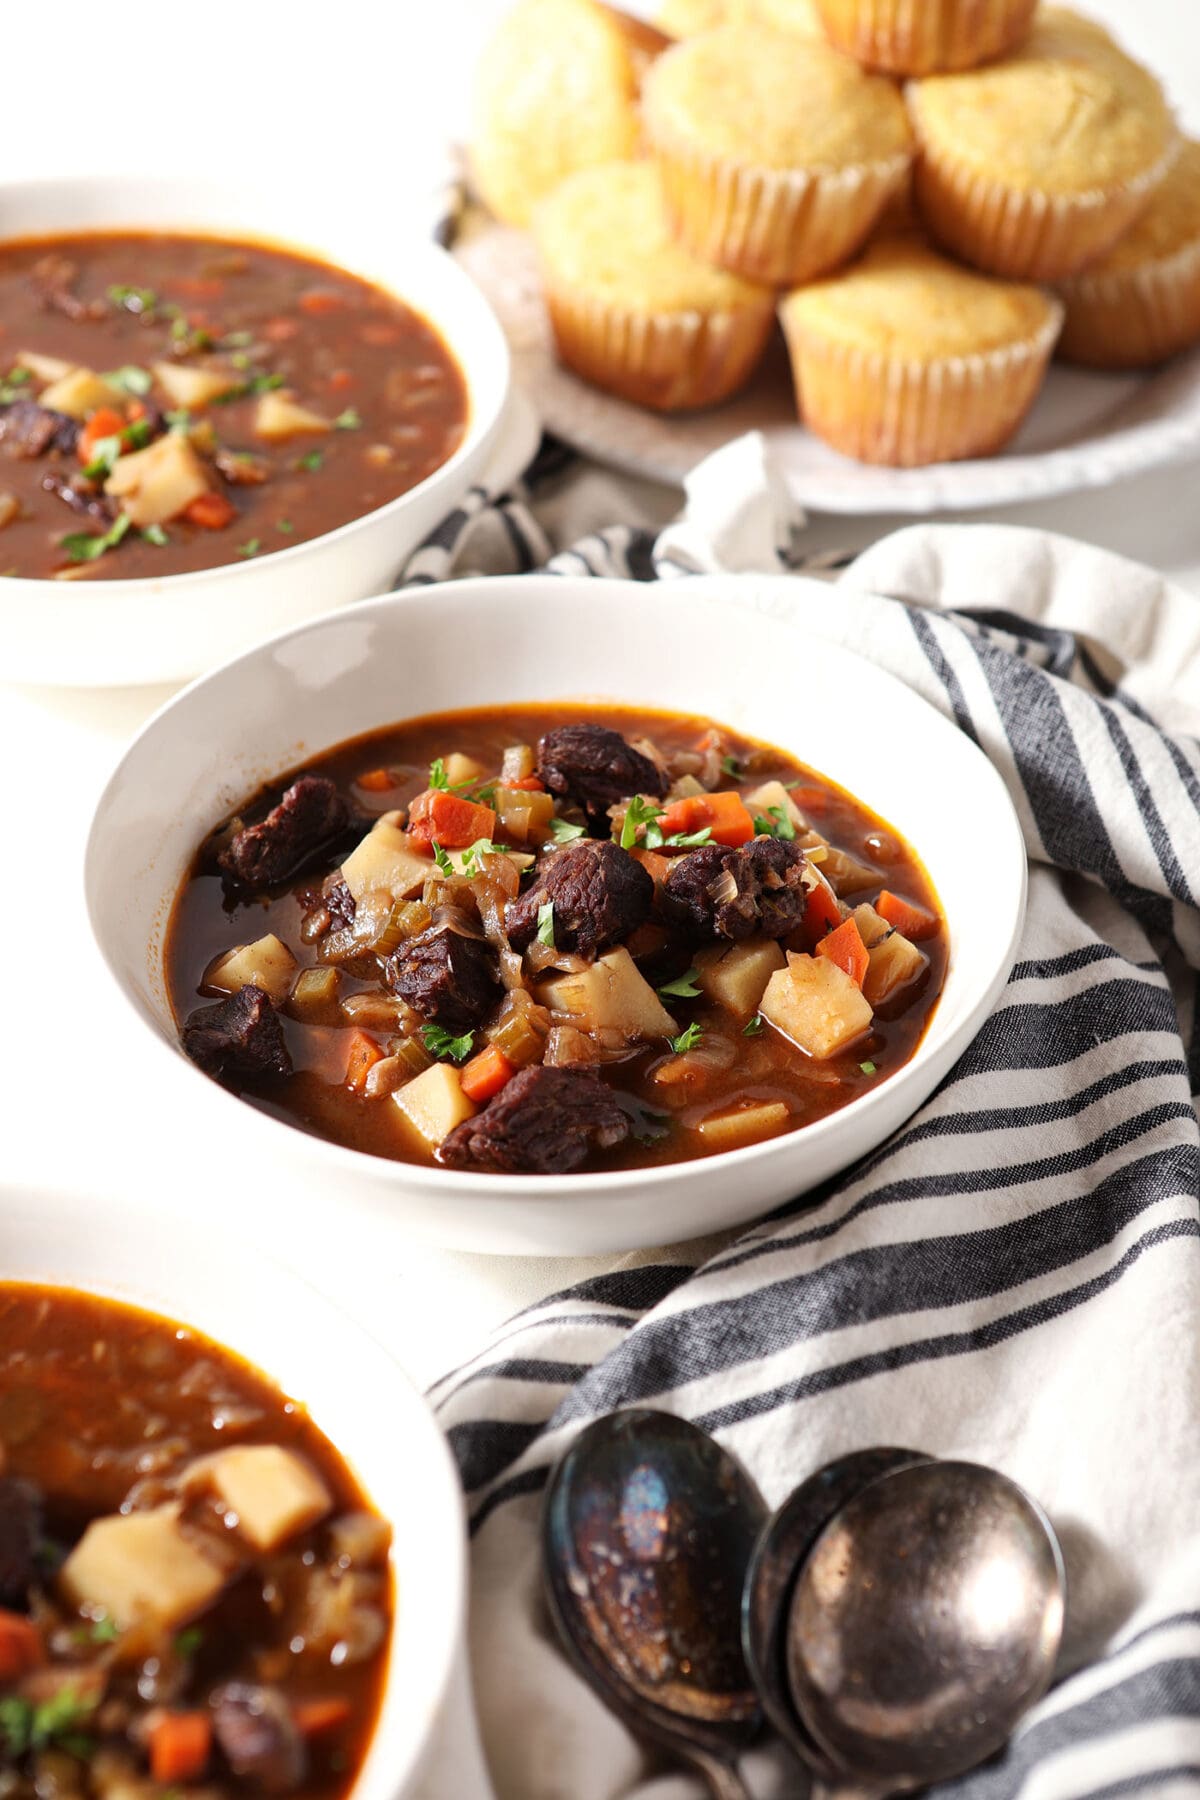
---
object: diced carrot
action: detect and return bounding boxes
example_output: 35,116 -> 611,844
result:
0,1610 -> 43,1681
657,790 -> 754,848
461,1044 -> 515,1104
408,790 -> 497,850
327,369 -> 354,391
125,399 -> 147,423
293,1697 -> 352,1740
815,916 -> 870,989
77,407 -> 127,466
803,868 -> 844,941
630,846 -> 673,886
498,776 -> 544,792
345,1031 -> 385,1095
360,322 -> 401,347
356,768 -> 396,793
876,890 -> 939,941
299,289 -> 346,315
149,1711 -> 212,1784
184,492 -> 237,531
264,316 -> 299,343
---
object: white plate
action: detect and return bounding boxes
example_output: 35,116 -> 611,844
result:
0,1186 -> 466,1800
85,572 -> 1026,1257
455,220 -> 1200,514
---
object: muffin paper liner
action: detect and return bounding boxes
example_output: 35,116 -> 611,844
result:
816,0 -> 1036,76
542,277 -> 775,411
780,300 -> 1064,465
910,124 -> 1182,283
646,113 -> 912,287
1056,233 -> 1200,369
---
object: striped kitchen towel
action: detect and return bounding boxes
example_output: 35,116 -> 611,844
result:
409,465 -> 1200,1797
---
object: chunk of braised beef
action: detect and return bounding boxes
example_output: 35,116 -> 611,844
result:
215,447 -> 270,486
182,986 -> 292,1083
384,920 -> 501,1035
212,1684 -> 306,1793
440,1065 -> 630,1174
322,877 -> 357,931
0,1477 -> 42,1610
505,840 -> 652,957
536,724 -> 667,817
0,400 -> 80,460
41,468 -> 119,522
218,776 -> 351,890
661,839 -> 809,942
30,253 -> 107,322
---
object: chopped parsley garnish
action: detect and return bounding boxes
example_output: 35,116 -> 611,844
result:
61,511 -> 132,564
230,351 -> 251,371
0,1688 -> 98,1759
620,795 -> 663,851
0,367 -> 31,402
236,538 -> 261,559
174,1627 -> 204,1658
428,758 -> 490,800
658,967 -> 702,999
664,826 -> 713,847
669,1022 -> 704,1055
276,518 -> 294,534
221,330 -> 255,350
141,524 -> 169,547
421,1024 -> 474,1063
431,841 -> 454,878
860,1060 -> 878,1075
107,283 -> 158,315
89,1615 -> 120,1643
212,372 -> 284,405
548,817 -> 586,844
428,757 -> 449,790
537,901 -> 556,948
165,408 -> 193,433
334,407 -> 362,430
742,1015 -> 764,1037
104,365 -> 152,396
461,838 -> 503,876
721,754 -> 741,777
82,418 -> 152,480
296,450 -> 323,472
753,804 -> 796,842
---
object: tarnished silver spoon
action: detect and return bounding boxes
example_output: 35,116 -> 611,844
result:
542,1408 -> 766,1800
786,1459 -> 1066,1795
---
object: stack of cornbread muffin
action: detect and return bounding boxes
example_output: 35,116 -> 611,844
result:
469,0 -> 1200,467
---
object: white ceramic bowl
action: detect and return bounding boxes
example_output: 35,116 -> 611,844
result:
0,175 -> 518,688
85,573 -> 1027,1256
0,1184 -> 466,1800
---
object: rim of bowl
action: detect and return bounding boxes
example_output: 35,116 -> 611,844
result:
0,1182 -> 466,1800
0,173 -> 510,595
84,573 -> 1028,1210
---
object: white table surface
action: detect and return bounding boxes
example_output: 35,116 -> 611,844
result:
4,0 -> 1200,1399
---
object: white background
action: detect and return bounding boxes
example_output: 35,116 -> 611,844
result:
3,0 -> 1200,1393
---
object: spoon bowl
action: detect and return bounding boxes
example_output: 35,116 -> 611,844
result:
787,1459 -> 1066,1789
543,1408 -> 766,1796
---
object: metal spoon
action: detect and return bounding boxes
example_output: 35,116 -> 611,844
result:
742,1446 -> 933,1782
542,1407 -> 766,1800
787,1459 -> 1066,1794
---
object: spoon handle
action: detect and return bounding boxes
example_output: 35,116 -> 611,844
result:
683,1744 -> 754,1800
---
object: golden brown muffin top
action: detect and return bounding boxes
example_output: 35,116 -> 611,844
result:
906,7 -> 1177,196
534,161 -> 774,312
643,24 -> 912,171
1078,138 -> 1200,272
781,237 -> 1062,359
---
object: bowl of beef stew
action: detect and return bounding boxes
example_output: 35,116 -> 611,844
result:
0,177 -> 516,686
85,573 -> 1027,1255
0,1188 -> 467,1800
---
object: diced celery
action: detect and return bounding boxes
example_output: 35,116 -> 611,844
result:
289,966 -> 342,1023
485,1007 -> 545,1067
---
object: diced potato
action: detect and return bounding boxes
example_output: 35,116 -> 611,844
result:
744,779 -> 807,832
254,390 -> 331,440
60,1504 -> 225,1630
392,1061 -> 476,1148
864,931 -> 927,1008
151,360 -> 241,409
694,1101 -> 790,1152
760,953 -> 873,1060
38,366 -> 125,419
16,350 -> 74,384
538,947 -> 677,1040
695,938 -> 785,1019
183,1445 -> 331,1552
851,903 -> 892,950
340,819 -> 432,904
204,933 -> 297,1004
104,432 -> 210,526
492,787 -> 556,846
443,752 -> 487,787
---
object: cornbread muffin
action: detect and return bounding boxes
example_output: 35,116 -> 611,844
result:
907,8 -> 1181,281
533,161 -> 776,410
815,0 -> 1036,74
470,0 -> 641,227
779,237 -> 1063,464
642,25 -> 913,285
656,0 -> 739,33
656,0 -> 819,36
1056,139 -> 1200,368
747,0 -> 824,36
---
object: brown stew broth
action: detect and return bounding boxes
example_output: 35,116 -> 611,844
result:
167,705 -> 947,1171
0,1284 -> 389,1800
0,232 -> 466,579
